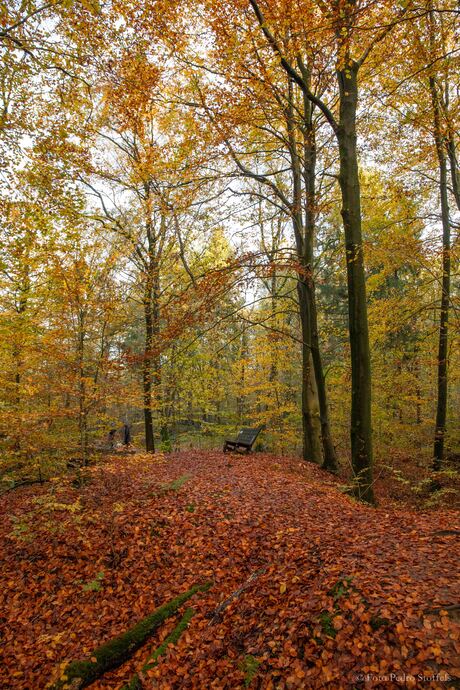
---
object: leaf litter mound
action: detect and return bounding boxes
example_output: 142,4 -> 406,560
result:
0,451 -> 458,689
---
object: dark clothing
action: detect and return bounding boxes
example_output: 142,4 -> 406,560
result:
122,424 -> 131,446
108,429 -> 116,448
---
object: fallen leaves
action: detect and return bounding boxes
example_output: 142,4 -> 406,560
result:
0,451 -> 459,689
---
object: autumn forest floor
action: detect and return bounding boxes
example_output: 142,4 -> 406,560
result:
1,451 -> 459,690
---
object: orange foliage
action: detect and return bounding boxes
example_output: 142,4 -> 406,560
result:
0,451 -> 458,689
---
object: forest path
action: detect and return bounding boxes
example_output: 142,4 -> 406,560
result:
0,451 -> 458,689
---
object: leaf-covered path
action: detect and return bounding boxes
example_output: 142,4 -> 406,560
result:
1,452 -> 459,689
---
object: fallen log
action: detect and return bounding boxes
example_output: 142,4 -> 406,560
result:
48,582 -> 211,690
0,477 -> 49,495
121,607 -> 195,690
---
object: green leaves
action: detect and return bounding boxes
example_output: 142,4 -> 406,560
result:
82,571 -> 105,592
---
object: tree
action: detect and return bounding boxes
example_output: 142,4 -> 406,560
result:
374,0 -> 459,469
244,0 -> 413,502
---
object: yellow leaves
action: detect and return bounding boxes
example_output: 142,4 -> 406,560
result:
279,582 -> 287,594
43,497 -> 82,514
78,0 -> 101,14
62,0 -> 101,14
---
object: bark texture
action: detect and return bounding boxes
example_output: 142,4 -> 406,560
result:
336,64 -> 374,502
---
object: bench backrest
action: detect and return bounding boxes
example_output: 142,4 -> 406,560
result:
236,426 -> 263,447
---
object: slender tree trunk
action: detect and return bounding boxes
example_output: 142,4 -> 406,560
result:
336,64 -> 374,502
297,281 -> 322,463
13,346 -> 21,451
412,351 -> 422,427
150,267 -> 170,449
12,274 -> 30,451
286,81 -> 322,464
430,75 -> 451,471
269,274 -> 278,384
309,291 -> 338,472
301,85 -> 338,473
14,365 -> 21,405
143,278 -> 155,453
77,311 -> 88,464
237,329 -> 248,424
447,137 -> 460,212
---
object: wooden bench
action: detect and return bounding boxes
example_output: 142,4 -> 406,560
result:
223,426 -> 263,454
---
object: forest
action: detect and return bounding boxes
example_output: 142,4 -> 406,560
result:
0,0 -> 459,688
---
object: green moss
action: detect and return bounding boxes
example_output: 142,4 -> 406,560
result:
122,676 -> 142,690
49,582 -> 211,690
319,611 -> 337,638
328,576 -> 354,602
82,571 -> 105,592
122,607 -> 195,690
144,607 -> 194,670
159,474 -> 191,492
239,655 -> 260,687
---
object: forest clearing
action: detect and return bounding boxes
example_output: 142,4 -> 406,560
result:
1,451 -> 459,690
1,0 -> 460,687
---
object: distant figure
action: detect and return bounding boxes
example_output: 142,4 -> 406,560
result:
107,429 -> 117,449
122,423 -> 131,446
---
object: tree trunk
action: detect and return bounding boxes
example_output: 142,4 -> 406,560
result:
297,280 -> 323,464
447,136 -> 460,213
77,313 -> 88,465
151,267 -> 170,449
430,75 -> 451,471
309,289 -> 338,472
143,279 -> 155,453
336,64 -> 374,503
301,84 -> 338,473
12,275 -> 29,451
286,80 -> 323,464
237,329 -> 248,424
269,274 -> 278,384
414,357 -> 422,426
